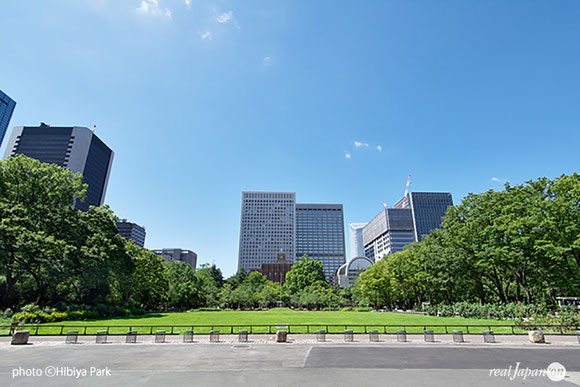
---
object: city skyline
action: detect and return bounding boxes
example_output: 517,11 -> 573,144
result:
2,1 -> 579,276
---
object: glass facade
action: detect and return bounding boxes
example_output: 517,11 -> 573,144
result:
363,208 -> 414,262
117,220 -> 146,247
408,192 -> 453,241
8,126 -> 113,211
296,204 -> 346,283
12,127 -> 72,167
0,89 -> 16,148
77,135 -> 113,211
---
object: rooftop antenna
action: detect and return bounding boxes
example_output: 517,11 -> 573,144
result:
398,174 -> 412,208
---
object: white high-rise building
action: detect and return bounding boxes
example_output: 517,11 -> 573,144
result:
349,223 -> 367,259
238,191 -> 296,273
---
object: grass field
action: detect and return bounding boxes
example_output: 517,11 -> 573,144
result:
1,308 -> 527,335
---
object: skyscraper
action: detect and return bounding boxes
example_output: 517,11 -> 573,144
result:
238,192 -> 296,273
0,90 -> 16,148
296,204 -> 346,283
117,219 -> 146,248
3,125 -> 114,211
348,223 -> 367,259
362,208 -> 415,262
394,192 -> 453,241
237,191 -> 346,283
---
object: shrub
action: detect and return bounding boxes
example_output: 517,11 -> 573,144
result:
1,309 -> 13,319
424,302 -> 557,320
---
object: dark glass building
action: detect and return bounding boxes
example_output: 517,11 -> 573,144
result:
3,125 -> 114,211
117,219 -> 146,247
394,192 -> 454,241
362,208 -> 415,262
296,203 -> 346,283
0,89 -> 16,148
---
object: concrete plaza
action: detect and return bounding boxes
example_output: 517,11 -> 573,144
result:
0,334 -> 579,386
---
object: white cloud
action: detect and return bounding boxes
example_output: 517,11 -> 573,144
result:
185,0 -> 191,9
216,10 -> 233,24
136,0 -> 172,19
262,56 -> 272,66
491,177 -> 501,182
376,145 -> 382,151
200,31 -> 212,40
345,152 -> 351,159
354,141 -> 369,148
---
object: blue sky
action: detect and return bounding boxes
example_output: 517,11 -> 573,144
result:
1,0 -> 579,276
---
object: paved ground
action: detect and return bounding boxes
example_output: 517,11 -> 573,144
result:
1,334 -> 579,386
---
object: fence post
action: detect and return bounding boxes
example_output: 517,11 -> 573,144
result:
511,326 -> 514,334
84,327 -> 87,335
444,326 -> 448,334
466,326 -> 469,334
60,326 -> 64,335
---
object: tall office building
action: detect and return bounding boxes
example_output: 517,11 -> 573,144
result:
349,223 -> 367,259
238,192 -> 296,273
0,90 -> 16,147
296,204 -> 346,283
362,208 -> 415,262
153,248 -> 197,270
3,125 -> 114,211
117,219 -> 146,248
394,192 -> 453,242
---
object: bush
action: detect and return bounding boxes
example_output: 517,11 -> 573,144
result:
1,308 -> 13,319
10,304 -> 146,324
129,308 -> 146,316
11,310 -> 100,324
424,302 -> 554,320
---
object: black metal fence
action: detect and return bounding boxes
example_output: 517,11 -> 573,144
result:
2,324 -> 579,336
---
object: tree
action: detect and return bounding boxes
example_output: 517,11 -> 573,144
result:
128,245 -> 168,309
0,155 -> 86,307
195,264 -> 222,307
164,261 -> 204,309
357,259 -> 391,309
0,155 -> 133,309
225,268 -> 247,288
284,256 -> 328,294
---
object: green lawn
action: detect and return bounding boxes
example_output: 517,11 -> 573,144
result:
3,308 -> 525,335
